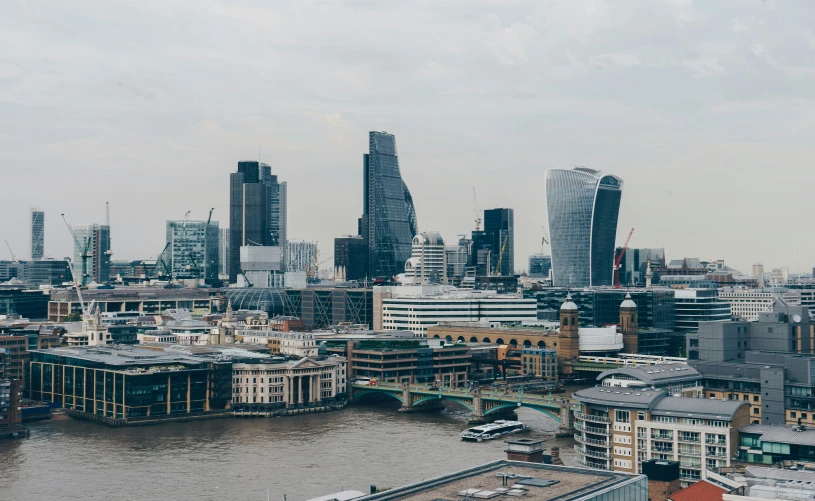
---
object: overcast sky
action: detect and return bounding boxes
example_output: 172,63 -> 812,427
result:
2,0 -> 815,274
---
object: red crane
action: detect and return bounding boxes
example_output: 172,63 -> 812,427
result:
613,228 -> 635,288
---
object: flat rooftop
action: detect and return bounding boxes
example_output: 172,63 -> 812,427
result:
355,461 -> 642,501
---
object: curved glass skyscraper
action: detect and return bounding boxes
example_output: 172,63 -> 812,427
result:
545,167 -> 623,287
361,131 -> 418,279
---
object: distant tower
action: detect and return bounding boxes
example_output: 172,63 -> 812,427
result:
645,260 -> 653,289
31,210 -> 44,260
620,293 -> 639,354
557,294 -> 580,360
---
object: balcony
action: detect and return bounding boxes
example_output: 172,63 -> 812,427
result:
678,435 -> 701,444
575,412 -> 611,424
679,447 -> 702,456
575,446 -> 611,460
575,421 -> 611,436
578,458 -> 610,471
651,433 -> 673,441
651,446 -> 674,453
574,434 -> 610,447
680,458 -> 702,468
705,438 -> 727,445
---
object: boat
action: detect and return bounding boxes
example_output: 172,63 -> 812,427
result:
459,420 -> 528,441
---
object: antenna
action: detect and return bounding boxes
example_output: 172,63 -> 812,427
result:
106,201 -> 110,226
472,187 -> 481,231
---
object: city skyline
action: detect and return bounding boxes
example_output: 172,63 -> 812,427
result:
3,2 -> 815,273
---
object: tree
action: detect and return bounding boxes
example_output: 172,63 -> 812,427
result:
65,312 -> 81,322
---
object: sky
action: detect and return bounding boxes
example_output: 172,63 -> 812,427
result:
2,0 -> 815,274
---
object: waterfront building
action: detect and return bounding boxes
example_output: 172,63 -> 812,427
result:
0,378 -> 23,435
351,460 -> 649,501
286,240 -> 317,274
218,228 -> 229,278
72,224 -> 111,284
360,131 -> 418,280
229,161 -> 270,283
573,386 -> 748,484
528,254 -> 551,279
48,287 -> 218,321
596,364 -> 702,397
165,220 -> 219,282
400,231 -> 446,285
0,336 -> 28,386
545,167 -> 623,287
616,248 -> 665,287
673,289 -> 731,333
232,356 -> 345,408
333,235 -> 367,282
375,286 -> 536,337
471,208 -> 514,277
521,348 -> 558,380
31,210 -> 44,260
718,288 -> 801,321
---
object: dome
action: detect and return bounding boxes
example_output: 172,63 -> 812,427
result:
560,293 -> 578,311
413,231 -> 444,247
620,293 -> 637,309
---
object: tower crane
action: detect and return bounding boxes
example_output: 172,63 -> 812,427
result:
61,214 -> 92,287
613,228 -> 635,289
60,217 -> 89,320
182,210 -> 191,228
202,208 -> 214,285
493,235 -> 509,276
4,240 -> 16,262
472,187 -> 482,232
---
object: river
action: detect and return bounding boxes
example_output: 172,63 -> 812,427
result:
0,401 -> 577,501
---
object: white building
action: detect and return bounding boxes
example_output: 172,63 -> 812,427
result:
578,326 -> 623,353
286,240 -> 317,274
375,285 -> 536,337
400,231 -> 447,285
238,246 -> 284,288
138,331 -> 179,344
719,288 -> 801,321
238,330 -> 319,358
232,356 -> 346,407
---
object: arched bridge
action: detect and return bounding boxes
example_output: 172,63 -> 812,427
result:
351,381 -> 573,432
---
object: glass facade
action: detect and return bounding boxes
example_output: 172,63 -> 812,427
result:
166,220 -> 219,281
532,288 -> 676,330
472,208 -> 514,276
31,210 -> 44,260
361,131 -> 418,279
334,236 -> 368,281
528,254 -> 552,278
229,161 -> 269,283
259,164 -> 287,270
545,167 -> 623,287
72,224 -> 111,284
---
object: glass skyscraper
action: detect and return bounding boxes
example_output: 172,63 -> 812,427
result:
165,220 -> 219,282
72,224 -> 111,284
360,131 -> 418,279
471,208 -> 514,276
31,210 -> 44,260
545,167 -> 623,287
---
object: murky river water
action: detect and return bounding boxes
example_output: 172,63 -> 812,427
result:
0,401 -> 576,501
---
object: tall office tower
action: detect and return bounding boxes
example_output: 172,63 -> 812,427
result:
229,161 -> 270,283
31,210 -> 44,260
446,237 -> 472,287
616,248 -> 665,286
471,208 -> 514,276
165,220 -> 219,282
545,167 -> 623,287
287,240 -> 317,274
72,224 -> 111,284
334,236 -> 367,281
219,228 -> 230,277
402,231 -> 447,285
259,163 -> 288,270
528,254 -> 552,278
360,131 -> 418,279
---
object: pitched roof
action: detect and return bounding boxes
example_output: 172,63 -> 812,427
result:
669,480 -> 727,501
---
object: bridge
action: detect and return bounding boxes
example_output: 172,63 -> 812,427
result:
350,382 -> 573,434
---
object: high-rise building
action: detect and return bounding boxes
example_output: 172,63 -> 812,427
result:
360,131 -> 418,279
286,240 -> 317,274
528,254 -> 552,278
72,224 -> 111,284
545,167 -> 623,287
229,161 -> 270,283
218,228 -> 229,277
31,210 -> 44,260
616,248 -> 665,286
445,237 -> 472,287
165,220 -> 219,282
334,236 -> 367,281
471,208 -> 514,277
259,163 -> 287,269
401,231 -> 446,285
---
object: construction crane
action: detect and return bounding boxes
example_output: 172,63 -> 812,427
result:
308,253 -> 333,283
61,214 -> 92,287
4,240 -> 16,261
493,235 -> 509,276
472,187 -> 482,232
182,210 -> 191,228
202,208 -> 214,284
156,242 -> 172,279
540,227 -> 549,255
613,228 -> 635,289
61,220 -> 88,320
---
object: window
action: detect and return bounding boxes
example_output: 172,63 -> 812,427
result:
690,339 -> 699,347
753,408 -> 759,414
616,410 -> 630,423
753,396 -> 759,402
791,412 -> 797,418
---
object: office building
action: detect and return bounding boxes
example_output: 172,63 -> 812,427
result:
400,231 -> 446,285
738,424 -> 815,464
471,208 -> 514,277
573,386 -> 748,484
31,210 -> 44,260
286,240 -> 317,274
718,288 -> 801,321
0,378 -> 23,436
0,287 -> 49,320
165,220 -> 219,282
445,237 -> 472,287
229,161 -> 270,283
360,131 -> 418,279
0,261 -> 26,282
238,246 -> 284,287
283,287 -> 374,330
528,254 -> 551,279
258,163 -> 287,271
218,228 -> 229,277
48,287 -> 218,321
673,289 -> 731,333
333,235 -> 367,282
617,248 -> 665,287
72,224 -> 111,284
545,167 -> 623,287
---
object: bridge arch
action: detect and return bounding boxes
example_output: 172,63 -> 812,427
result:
484,403 -> 560,422
432,335 -> 440,339
412,395 -> 474,411
353,389 -> 404,404
445,335 -> 453,342
483,337 -> 491,343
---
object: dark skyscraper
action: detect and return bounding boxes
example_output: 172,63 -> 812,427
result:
360,131 -> 418,279
334,235 -> 367,281
471,208 -> 514,276
259,163 -> 287,270
545,167 -> 623,287
229,161 -> 270,283
31,210 -> 44,260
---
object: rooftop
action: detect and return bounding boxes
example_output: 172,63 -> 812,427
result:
740,424 -> 815,447
575,387 -> 666,409
668,479 -> 727,501
576,387 -> 748,419
354,461 -> 643,501
597,364 -> 700,385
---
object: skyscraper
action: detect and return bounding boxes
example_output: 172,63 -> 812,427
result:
360,131 -> 418,279
72,224 -> 111,284
229,161 -> 269,283
259,163 -> 287,269
31,210 -> 44,260
219,228 -> 230,277
166,220 -> 219,282
471,208 -> 514,276
545,167 -> 623,287
334,236 -> 367,281
286,240 -> 317,274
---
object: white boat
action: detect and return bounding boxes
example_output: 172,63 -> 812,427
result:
459,420 -> 528,441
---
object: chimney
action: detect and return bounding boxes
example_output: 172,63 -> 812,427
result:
550,446 -> 563,466
505,438 -> 545,463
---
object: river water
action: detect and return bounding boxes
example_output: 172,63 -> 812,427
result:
0,401 -> 577,501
